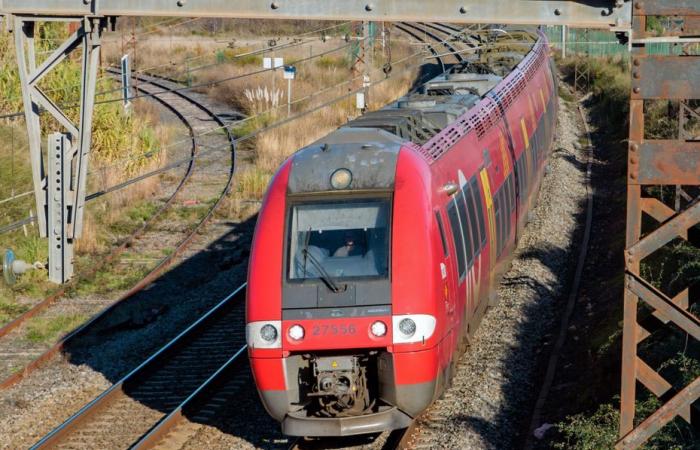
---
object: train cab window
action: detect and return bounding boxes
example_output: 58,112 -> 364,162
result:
456,192 -> 474,267
435,212 -> 449,258
447,202 -> 466,279
287,200 -> 390,280
469,177 -> 487,246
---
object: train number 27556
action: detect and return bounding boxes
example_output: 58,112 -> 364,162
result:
312,324 -> 356,336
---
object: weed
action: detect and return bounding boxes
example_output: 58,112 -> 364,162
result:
558,86 -> 576,103
25,314 -> 86,343
315,55 -> 349,70
0,299 -> 29,326
237,167 -> 272,199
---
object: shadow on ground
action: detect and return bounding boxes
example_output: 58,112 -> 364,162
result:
58,214 -> 293,447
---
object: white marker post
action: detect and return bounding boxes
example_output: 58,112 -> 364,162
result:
283,65 -> 296,117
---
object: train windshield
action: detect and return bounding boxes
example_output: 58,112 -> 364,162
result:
288,200 -> 390,281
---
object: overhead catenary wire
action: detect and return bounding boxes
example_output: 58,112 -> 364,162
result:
1,39 -> 360,120
0,39 -> 366,205
0,27 -> 472,207
0,40 -> 436,234
2,20 -> 353,108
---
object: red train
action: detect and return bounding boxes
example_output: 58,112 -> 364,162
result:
246,28 -> 557,436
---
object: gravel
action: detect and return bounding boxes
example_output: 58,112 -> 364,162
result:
0,74 -> 255,449
0,81 -> 590,450
405,88 -> 590,450
142,87 -> 591,450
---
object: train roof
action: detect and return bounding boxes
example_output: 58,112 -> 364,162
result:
287,127 -> 405,194
286,28 -> 542,193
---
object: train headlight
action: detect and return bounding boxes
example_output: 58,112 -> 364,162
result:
370,320 -> 387,337
288,324 -> 305,341
246,321 -> 281,349
392,315 -> 437,344
330,168 -> 352,190
398,318 -> 416,337
260,324 -> 278,342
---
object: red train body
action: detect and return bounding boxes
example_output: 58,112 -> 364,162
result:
246,29 -> 558,436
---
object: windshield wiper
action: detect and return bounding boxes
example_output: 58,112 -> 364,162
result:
302,228 -> 312,277
302,248 -> 344,293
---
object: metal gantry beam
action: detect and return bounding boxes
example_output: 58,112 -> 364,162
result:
0,0 -> 631,28
618,1 -> 700,448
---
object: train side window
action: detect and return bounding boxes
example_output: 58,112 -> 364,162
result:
435,211 -> 449,258
469,177 -> 487,246
494,192 -> 503,256
505,175 -> 514,214
447,202 -> 466,279
503,188 -> 511,248
520,153 -> 529,196
462,183 -> 481,259
498,189 -> 507,255
456,191 -> 474,268
532,129 -> 539,165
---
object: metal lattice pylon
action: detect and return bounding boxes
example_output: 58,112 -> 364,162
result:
617,2 -> 700,448
573,28 -> 590,93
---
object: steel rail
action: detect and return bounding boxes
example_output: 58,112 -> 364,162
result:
418,22 -> 478,50
26,22 -> 481,449
7,35 -> 444,449
0,71 -> 237,390
398,22 -> 465,64
130,344 -> 249,449
394,23 -> 445,70
31,284 -> 248,449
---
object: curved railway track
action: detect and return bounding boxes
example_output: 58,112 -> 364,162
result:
400,22 -> 466,65
0,70 -> 237,389
28,22 -> 478,450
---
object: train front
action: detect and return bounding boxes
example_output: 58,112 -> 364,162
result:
246,128 -> 440,436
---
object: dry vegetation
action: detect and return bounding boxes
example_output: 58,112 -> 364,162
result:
0,19 -> 422,332
101,20 -> 421,203
0,23 -> 174,308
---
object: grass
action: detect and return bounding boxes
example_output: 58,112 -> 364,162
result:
24,314 -> 87,343
315,55 -> 350,70
0,299 -> 29,327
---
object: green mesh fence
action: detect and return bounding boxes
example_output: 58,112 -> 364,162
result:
543,26 -> 685,57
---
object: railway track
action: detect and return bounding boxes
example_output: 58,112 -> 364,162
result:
400,22 -> 466,64
0,70 -> 238,389
21,22 -> 474,450
31,285 -> 248,449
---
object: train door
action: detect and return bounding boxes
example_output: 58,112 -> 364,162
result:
479,167 -> 498,305
479,169 -> 497,269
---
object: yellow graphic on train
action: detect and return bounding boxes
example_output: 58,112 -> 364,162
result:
499,132 -> 511,177
539,89 -> 547,112
520,118 -> 530,149
479,168 -> 497,268
527,95 -> 537,130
